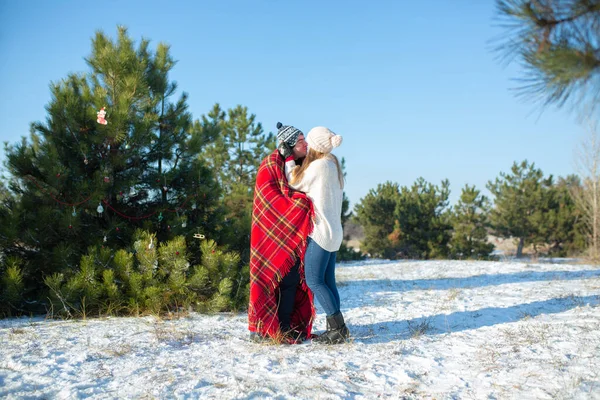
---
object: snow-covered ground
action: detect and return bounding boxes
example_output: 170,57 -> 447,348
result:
1,259 -> 600,399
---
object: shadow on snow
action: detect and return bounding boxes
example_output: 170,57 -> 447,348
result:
350,294 -> 600,345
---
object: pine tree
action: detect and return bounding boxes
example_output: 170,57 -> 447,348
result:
449,185 -> 495,260
198,104 -> 275,260
337,157 -> 365,261
354,182 -> 401,258
0,180 -> 27,314
495,0 -> 600,115
394,178 -> 452,259
487,160 -> 547,257
0,180 -> 18,261
340,158 -> 352,228
3,27 -> 221,311
41,232 -> 246,317
0,257 -> 25,317
534,175 -> 586,256
188,239 -> 247,312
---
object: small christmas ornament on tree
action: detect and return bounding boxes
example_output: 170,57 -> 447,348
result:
97,107 -> 108,125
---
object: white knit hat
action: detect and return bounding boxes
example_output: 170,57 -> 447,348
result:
306,127 -> 343,154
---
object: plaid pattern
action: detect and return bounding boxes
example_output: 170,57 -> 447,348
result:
248,150 -> 315,339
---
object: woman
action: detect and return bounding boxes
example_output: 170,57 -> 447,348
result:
284,126 -> 350,344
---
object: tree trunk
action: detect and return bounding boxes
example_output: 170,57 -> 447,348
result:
516,237 -> 525,258
592,176 -> 599,260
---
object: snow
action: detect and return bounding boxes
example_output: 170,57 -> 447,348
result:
1,259 -> 600,399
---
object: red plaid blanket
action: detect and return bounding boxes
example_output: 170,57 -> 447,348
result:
248,150 -> 315,340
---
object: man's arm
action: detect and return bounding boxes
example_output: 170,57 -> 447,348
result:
284,156 -> 298,186
285,156 -> 321,193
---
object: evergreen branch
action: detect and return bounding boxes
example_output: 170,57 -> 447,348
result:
494,0 -> 600,115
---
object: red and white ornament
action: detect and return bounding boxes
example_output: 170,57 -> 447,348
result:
97,107 -> 108,125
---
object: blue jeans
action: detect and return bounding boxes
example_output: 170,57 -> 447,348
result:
305,238 -> 340,316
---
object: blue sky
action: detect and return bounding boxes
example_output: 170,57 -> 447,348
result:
0,0 -> 583,208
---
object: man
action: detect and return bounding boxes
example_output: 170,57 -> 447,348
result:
248,122 -> 314,343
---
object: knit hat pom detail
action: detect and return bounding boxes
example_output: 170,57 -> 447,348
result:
276,122 -> 283,129
330,135 -> 343,148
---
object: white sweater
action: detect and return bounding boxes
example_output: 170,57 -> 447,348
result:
285,155 -> 344,252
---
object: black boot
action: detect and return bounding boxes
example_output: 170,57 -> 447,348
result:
314,317 -> 332,336
314,312 -> 350,344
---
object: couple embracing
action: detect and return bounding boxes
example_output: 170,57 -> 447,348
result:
248,122 -> 349,344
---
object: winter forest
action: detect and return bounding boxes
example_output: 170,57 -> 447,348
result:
1,1 -> 600,398
0,3 -> 599,319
